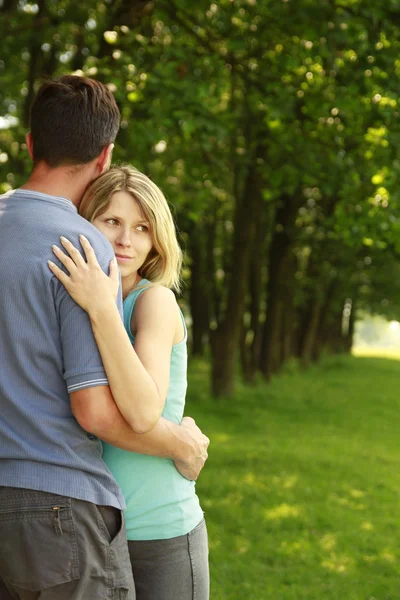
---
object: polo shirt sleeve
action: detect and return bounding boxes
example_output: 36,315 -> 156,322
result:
52,245 -> 123,394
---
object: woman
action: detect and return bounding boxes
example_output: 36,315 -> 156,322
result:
48,165 -> 209,600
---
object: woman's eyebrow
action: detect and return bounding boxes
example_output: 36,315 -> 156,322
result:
105,213 -> 124,220
103,212 -> 150,225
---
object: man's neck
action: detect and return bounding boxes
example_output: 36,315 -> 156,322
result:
20,162 -> 96,208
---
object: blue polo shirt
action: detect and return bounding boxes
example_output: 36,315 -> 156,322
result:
0,189 -> 125,509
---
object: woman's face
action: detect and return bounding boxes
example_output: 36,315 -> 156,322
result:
93,191 -> 153,284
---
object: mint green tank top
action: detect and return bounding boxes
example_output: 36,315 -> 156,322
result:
102,280 -> 203,540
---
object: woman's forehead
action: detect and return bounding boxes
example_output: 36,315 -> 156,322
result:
107,190 -> 148,220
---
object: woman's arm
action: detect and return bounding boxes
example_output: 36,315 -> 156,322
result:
49,235 -> 173,434
88,288 -> 176,432
71,385 -> 209,480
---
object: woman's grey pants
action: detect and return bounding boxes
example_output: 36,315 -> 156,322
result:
128,518 -> 209,600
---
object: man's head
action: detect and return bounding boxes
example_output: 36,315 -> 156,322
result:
28,75 -> 120,169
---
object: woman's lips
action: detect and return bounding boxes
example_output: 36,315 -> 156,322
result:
115,254 -> 133,263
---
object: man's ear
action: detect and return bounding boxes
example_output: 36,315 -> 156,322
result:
26,132 -> 34,160
97,143 -> 114,175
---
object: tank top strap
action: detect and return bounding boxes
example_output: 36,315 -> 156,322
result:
177,308 -> 187,343
123,279 -> 151,343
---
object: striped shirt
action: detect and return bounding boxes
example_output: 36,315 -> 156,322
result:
0,189 -> 125,508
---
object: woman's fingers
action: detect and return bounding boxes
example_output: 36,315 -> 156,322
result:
47,260 -> 70,287
109,256 -> 119,283
60,236 -> 86,267
108,257 -> 120,299
109,257 -> 119,283
79,234 -> 100,267
52,244 -> 77,274
55,235 -> 101,271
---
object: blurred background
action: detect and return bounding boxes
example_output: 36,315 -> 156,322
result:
2,1 -> 400,598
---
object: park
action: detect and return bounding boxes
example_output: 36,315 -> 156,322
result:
1,1 -> 400,598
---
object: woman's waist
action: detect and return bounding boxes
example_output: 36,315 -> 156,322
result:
124,501 -> 204,540
102,446 -> 197,497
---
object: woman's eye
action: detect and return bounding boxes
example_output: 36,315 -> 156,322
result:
106,219 -> 118,226
137,225 -> 149,232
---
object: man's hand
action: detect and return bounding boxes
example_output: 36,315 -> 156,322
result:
174,416 -> 210,481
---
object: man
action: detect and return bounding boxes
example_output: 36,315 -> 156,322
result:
0,75 -> 209,600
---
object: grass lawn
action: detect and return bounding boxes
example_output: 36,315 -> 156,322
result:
186,353 -> 400,599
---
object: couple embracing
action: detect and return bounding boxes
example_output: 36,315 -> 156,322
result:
0,75 -> 210,600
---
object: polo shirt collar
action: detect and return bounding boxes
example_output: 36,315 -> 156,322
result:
14,188 -> 77,212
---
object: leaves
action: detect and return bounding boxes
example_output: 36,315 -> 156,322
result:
2,0 -> 400,380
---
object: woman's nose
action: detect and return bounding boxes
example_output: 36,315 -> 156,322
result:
116,229 -> 132,247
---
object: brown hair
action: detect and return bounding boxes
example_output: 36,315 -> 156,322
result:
30,75 -> 120,167
79,165 -> 182,291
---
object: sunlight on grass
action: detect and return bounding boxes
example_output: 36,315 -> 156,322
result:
381,550 -> 396,563
264,503 -> 302,520
319,533 -> 337,551
243,472 -> 256,485
280,539 -> 310,556
187,355 -> 400,598
349,489 -> 365,498
331,493 -> 367,511
363,554 -> 378,564
272,474 -> 299,489
234,535 -> 250,555
217,491 -> 244,508
208,537 -> 221,551
352,347 -> 400,360
321,553 -> 352,573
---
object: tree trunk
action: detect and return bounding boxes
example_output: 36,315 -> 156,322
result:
260,194 -> 301,380
344,297 -> 356,353
299,295 -> 324,368
187,223 -> 211,357
241,200 -> 271,383
320,298 -> 346,354
311,279 -> 337,361
0,0 -> 17,12
280,254 -> 298,364
210,161 -> 264,397
23,0 -> 47,127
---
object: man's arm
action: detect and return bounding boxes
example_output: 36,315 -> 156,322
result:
70,386 -> 209,480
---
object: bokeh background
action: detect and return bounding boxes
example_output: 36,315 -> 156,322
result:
2,1 -> 400,598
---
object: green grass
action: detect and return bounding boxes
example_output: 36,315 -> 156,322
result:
186,354 -> 400,599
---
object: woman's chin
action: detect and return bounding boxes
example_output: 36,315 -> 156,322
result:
119,266 -> 139,283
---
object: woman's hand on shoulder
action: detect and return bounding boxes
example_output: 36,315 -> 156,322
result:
48,235 -> 119,313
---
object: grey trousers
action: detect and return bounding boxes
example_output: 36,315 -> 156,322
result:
128,518 -> 209,600
0,486 -> 135,600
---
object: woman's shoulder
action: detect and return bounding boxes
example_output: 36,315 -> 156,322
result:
134,284 -> 177,312
131,283 -> 182,340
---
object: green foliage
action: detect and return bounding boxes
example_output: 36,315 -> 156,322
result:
2,1 -> 400,387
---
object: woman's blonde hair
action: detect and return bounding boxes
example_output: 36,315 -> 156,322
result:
79,165 -> 182,292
